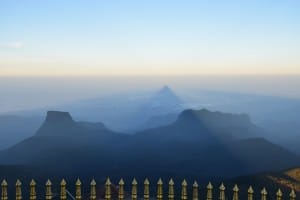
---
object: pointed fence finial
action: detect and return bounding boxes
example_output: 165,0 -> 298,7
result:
261,187 -> 267,200
90,179 -> 96,200
75,179 -> 82,200
248,186 -> 254,200
181,179 -> 188,200
157,178 -> 163,200
233,184 -> 239,200
45,179 -> 52,200
131,178 -> 138,200
207,182 -> 213,200
219,183 -> 226,200
276,189 -> 282,200
1,180 -> 8,200
118,179 -> 125,200
290,189 -> 296,200
168,179 -> 175,200
30,179 -> 37,200
16,179 -> 22,200
60,179 -> 67,200
193,181 -> 199,200
105,177 -> 112,200
144,178 -> 150,200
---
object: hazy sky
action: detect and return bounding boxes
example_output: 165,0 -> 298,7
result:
1,0 -> 300,76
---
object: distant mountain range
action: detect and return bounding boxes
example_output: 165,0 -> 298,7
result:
0,109 -> 298,182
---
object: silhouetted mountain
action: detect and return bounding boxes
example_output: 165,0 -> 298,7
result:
0,109 -> 298,182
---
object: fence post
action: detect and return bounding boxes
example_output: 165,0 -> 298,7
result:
105,178 -> 111,200
90,179 -> 96,200
45,179 -> 52,200
157,178 -> 163,200
168,179 -> 175,200
144,179 -> 149,200
1,180 -> 8,200
75,179 -> 82,200
261,188 -> 267,200
181,180 -> 188,200
219,183 -> 225,200
29,179 -> 36,200
131,178 -> 137,200
193,181 -> 199,200
118,179 -> 125,200
289,189 -> 296,200
248,186 -> 254,200
60,179 -> 67,200
207,182 -> 213,200
276,189 -> 282,200
16,179 -> 22,200
233,184 -> 239,200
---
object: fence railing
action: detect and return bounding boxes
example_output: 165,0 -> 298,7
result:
0,178 -> 297,200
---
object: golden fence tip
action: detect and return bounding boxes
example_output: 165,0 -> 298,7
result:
233,184 -> 239,192
105,177 -> 111,185
261,187 -> 268,195
193,181 -> 198,187
144,178 -> 149,185
46,179 -> 52,186
119,178 -> 125,185
182,179 -> 187,186
132,178 -> 138,185
16,179 -> 22,186
157,178 -> 163,185
276,188 -> 282,196
1,179 -> 8,186
30,179 -> 36,186
91,179 -> 96,185
76,178 -> 82,186
207,182 -> 213,189
290,189 -> 296,198
60,179 -> 67,186
169,178 -> 174,185
248,186 -> 254,193
219,183 -> 225,190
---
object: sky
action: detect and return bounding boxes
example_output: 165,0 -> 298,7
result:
0,0 -> 300,76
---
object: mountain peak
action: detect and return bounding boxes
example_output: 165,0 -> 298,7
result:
36,111 -> 79,136
45,111 -> 73,123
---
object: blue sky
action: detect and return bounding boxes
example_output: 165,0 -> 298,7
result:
0,0 -> 300,76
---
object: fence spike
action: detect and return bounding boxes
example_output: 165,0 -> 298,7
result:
233,184 -> 239,200
1,180 -> 8,200
45,179 -> 52,200
261,187 -> 267,200
248,186 -> 254,200
16,179 -> 22,200
90,179 -> 96,200
30,179 -> 37,200
75,179 -> 82,200
118,179 -> 125,200
207,182 -> 213,200
157,178 -> 163,200
131,178 -> 137,200
181,179 -> 188,200
276,189 -> 282,200
290,189 -> 296,200
219,183 -> 225,200
144,178 -> 150,200
105,177 -> 112,200
168,179 -> 175,200
60,179 -> 67,200
193,181 -> 199,200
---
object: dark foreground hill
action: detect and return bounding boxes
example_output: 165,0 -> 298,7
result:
0,109 -> 299,183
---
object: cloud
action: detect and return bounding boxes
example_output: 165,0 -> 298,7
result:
0,41 -> 24,49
